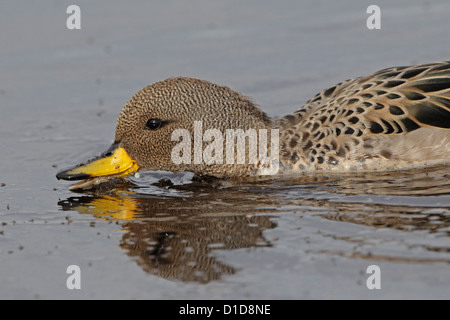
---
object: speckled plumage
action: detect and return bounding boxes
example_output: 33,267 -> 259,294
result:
277,61 -> 450,172
112,61 -> 450,176
115,77 -> 271,176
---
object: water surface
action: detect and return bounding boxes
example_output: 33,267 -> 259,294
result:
1,0 -> 450,299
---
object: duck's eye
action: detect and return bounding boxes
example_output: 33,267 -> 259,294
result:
145,118 -> 162,130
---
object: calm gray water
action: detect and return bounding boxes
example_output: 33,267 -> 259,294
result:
1,0 -> 450,299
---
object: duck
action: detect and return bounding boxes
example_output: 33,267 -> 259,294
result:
57,61 -> 450,190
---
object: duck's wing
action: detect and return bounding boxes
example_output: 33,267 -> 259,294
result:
286,61 -> 450,136
278,62 -> 450,169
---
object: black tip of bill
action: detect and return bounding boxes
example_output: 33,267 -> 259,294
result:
56,168 -> 92,181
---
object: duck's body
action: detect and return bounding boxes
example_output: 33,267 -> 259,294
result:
57,61 -> 450,189
277,62 -> 450,172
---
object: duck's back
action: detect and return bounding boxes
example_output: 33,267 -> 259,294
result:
277,61 -> 450,172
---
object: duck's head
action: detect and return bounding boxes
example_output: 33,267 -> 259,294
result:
56,77 -> 272,190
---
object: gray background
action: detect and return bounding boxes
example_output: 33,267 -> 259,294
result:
1,0 -> 449,299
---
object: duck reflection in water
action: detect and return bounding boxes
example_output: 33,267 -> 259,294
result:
58,180 -> 278,283
59,167 -> 450,283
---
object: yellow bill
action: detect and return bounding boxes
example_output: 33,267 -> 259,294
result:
56,143 -> 139,190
